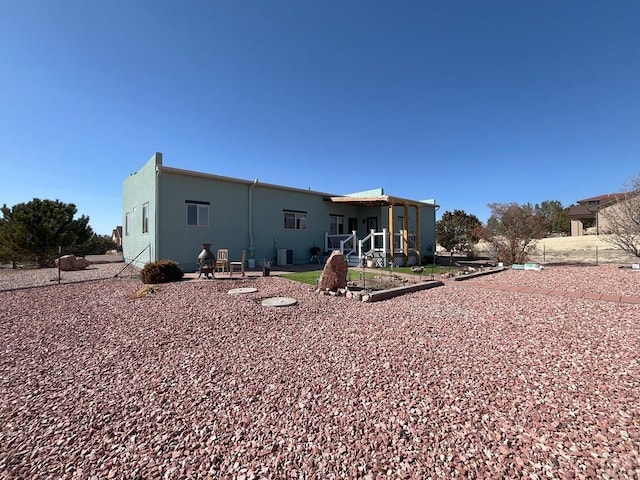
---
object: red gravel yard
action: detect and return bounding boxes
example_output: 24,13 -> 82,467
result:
1,264 -> 639,478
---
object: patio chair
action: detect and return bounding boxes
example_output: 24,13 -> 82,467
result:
214,248 -> 229,275
229,250 -> 246,277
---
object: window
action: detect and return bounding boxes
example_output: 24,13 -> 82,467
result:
142,203 -> 149,234
125,212 -> 129,236
329,214 -> 344,235
186,200 -> 209,226
284,210 -> 307,230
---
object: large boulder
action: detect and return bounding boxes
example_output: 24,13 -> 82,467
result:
317,251 -> 348,291
56,255 -> 91,271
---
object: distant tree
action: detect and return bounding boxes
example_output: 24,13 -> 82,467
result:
0,199 -> 93,267
534,200 -> 570,235
0,213 -> 29,268
77,234 -> 119,256
479,202 -> 548,264
600,174 -> 640,258
436,209 -> 482,255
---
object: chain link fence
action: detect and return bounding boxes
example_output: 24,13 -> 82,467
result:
0,247 -> 137,292
472,235 -> 639,266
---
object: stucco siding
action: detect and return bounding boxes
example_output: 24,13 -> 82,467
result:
252,185 -> 338,265
156,170 -> 249,271
122,153 -> 159,268
420,205 -> 437,257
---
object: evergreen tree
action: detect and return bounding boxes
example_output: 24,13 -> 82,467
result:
0,198 -> 93,267
534,200 -> 570,235
436,209 -> 482,255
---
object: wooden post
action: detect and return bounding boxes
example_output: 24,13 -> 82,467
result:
388,205 -> 394,266
415,205 -> 421,265
403,204 -> 409,265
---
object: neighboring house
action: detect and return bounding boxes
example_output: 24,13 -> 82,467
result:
568,193 -> 625,236
111,226 -> 122,248
122,153 -> 438,272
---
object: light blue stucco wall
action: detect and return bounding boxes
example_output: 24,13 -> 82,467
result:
420,203 -> 437,258
250,184 -> 363,265
122,153 -> 160,268
154,169 -> 249,271
155,173 -> 366,269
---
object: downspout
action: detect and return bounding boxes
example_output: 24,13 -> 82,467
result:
155,164 -> 160,263
248,178 -> 258,259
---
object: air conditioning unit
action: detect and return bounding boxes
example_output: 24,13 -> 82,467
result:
277,249 -> 293,265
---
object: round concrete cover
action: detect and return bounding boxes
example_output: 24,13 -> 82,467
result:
261,297 -> 298,307
228,287 -> 258,295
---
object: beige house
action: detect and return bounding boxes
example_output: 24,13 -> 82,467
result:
111,226 -> 123,247
568,193 -> 624,236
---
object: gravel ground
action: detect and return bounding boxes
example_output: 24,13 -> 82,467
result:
460,264 -> 640,297
1,265 -> 639,478
0,263 -> 132,292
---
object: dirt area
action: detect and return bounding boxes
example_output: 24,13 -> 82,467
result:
85,253 -> 125,264
472,234 -> 638,265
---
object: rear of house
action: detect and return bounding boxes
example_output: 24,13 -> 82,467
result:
568,193 -> 624,236
123,153 -> 438,272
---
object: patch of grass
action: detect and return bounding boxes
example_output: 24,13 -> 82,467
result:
282,269 -> 378,286
281,270 -> 322,285
282,266 -> 458,286
384,265 -> 460,275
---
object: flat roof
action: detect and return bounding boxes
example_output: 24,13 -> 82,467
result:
328,195 -> 438,208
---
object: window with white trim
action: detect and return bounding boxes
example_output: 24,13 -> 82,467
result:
284,210 -> 307,230
142,203 -> 149,234
186,200 -> 209,226
329,214 -> 344,235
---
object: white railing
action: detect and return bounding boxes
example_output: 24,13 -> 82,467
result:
326,229 -> 417,266
358,229 -> 389,267
325,230 -> 357,263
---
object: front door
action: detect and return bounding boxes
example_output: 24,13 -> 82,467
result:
348,217 -> 358,235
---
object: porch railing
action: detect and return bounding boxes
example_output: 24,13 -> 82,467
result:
358,229 -> 389,267
325,230 -> 358,263
327,229 -> 417,266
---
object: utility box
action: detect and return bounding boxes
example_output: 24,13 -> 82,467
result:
277,249 -> 293,265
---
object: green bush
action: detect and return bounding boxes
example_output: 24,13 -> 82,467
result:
141,260 -> 184,284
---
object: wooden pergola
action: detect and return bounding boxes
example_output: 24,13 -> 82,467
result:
328,195 -> 424,265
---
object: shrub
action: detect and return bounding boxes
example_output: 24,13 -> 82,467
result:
422,254 -> 435,265
141,260 -> 184,284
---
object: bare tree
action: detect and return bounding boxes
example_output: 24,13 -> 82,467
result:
480,202 -> 548,264
601,174 -> 640,258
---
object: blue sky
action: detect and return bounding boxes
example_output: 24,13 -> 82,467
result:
1,1 -> 638,235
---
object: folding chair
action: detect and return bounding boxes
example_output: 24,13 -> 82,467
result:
229,250 -> 246,277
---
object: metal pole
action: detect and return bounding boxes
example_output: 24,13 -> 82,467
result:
57,246 -> 61,283
115,244 -> 150,277
596,245 -> 598,265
